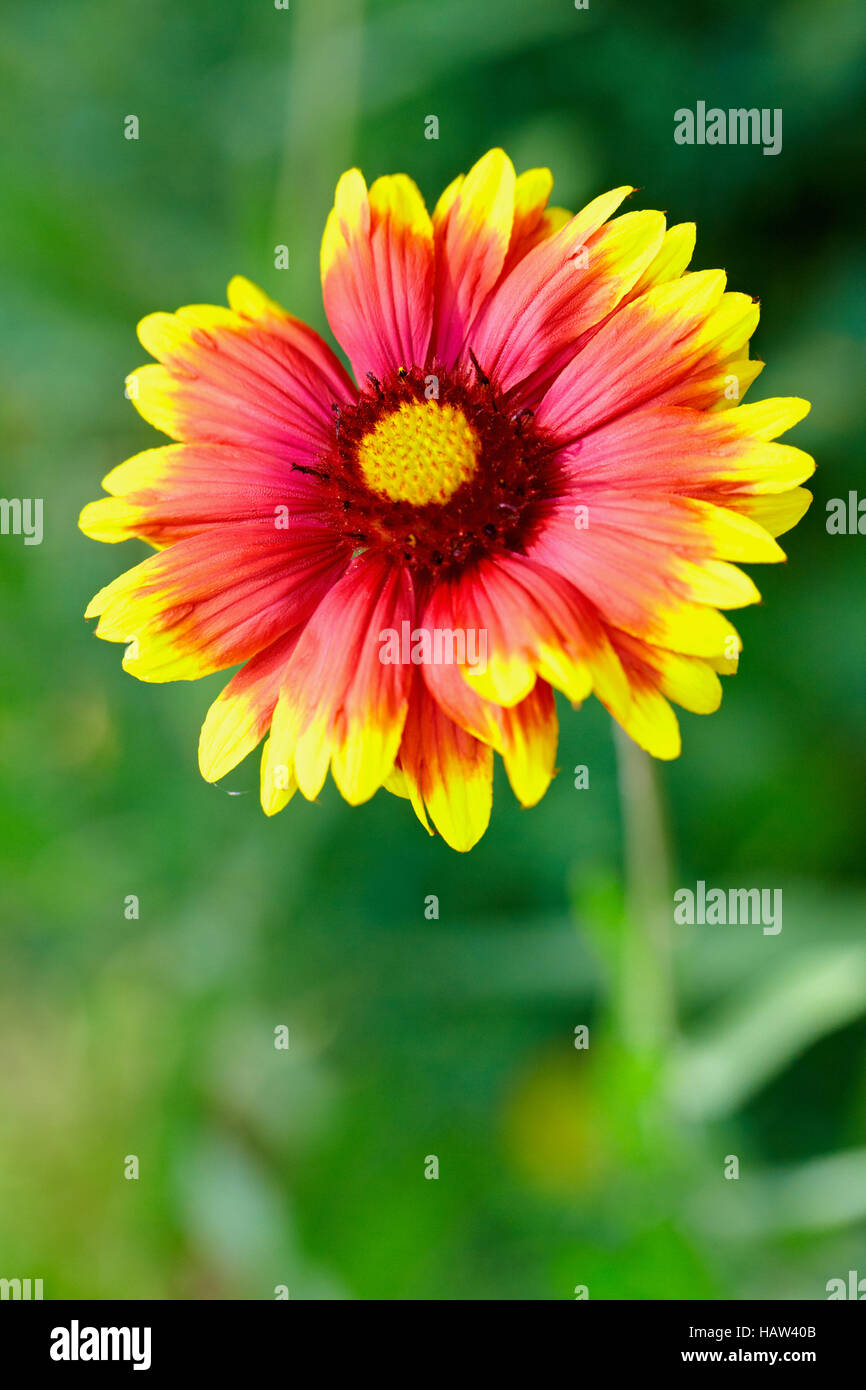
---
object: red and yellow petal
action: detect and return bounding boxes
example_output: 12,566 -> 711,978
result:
555,401 -> 814,497
198,629 -> 302,783
527,500 -> 752,662
84,522 -> 349,682
612,629 -> 727,758
127,278 -> 354,463
397,682 -> 493,851
431,148 -> 517,367
470,196 -> 663,399
544,220 -> 698,370
423,553 -> 630,719
78,441 -> 328,548
613,670 -> 682,760
494,679 -> 559,806
630,221 -> 697,296
321,170 -> 434,384
260,553 -> 414,811
536,269 -> 754,439
734,487 -> 813,537
526,386 -> 812,671
501,167 -> 555,274
421,658 -> 559,809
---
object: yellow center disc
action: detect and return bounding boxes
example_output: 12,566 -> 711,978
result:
357,400 -> 479,507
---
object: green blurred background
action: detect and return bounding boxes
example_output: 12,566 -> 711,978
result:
1,0 -> 865,1300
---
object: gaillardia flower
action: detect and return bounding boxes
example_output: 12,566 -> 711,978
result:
80,150 -> 813,850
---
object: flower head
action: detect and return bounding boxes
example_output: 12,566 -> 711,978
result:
80,150 -> 813,849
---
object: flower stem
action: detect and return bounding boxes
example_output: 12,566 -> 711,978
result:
613,727 -> 677,1054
